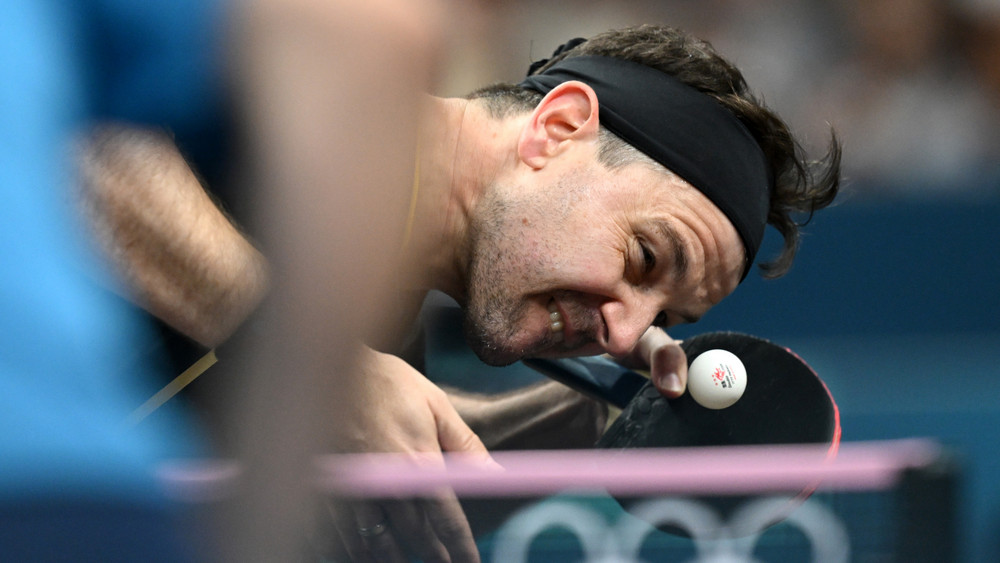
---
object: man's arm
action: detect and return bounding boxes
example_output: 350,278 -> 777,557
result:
449,380 -> 609,451
76,125 -> 268,348
76,120 -> 612,558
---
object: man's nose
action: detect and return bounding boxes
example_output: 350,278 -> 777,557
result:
599,298 -> 657,358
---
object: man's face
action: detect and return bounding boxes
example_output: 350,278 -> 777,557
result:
462,149 -> 745,366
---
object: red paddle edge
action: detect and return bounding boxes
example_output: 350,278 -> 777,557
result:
782,345 -> 842,507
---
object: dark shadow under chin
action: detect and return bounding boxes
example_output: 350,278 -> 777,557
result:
463,328 -> 525,368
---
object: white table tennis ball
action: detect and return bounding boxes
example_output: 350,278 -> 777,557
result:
687,349 -> 747,409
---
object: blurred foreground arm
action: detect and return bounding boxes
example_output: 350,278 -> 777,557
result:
227,1 -> 488,562
76,125 -> 268,348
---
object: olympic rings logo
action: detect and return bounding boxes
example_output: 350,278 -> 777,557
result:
490,495 -> 850,563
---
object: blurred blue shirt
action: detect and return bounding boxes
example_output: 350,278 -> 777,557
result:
0,0 -> 226,557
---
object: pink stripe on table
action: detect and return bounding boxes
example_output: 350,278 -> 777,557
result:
158,439 -> 941,503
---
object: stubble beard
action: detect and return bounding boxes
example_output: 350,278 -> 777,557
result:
462,289 -> 525,366
461,192 -> 546,367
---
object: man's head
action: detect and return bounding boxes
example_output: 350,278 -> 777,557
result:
460,24 -> 841,366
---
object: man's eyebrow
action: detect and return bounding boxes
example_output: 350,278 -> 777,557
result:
653,220 -> 689,280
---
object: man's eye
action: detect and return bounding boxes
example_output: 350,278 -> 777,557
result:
640,241 -> 656,274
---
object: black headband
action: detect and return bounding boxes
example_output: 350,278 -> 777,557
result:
518,51 -> 772,279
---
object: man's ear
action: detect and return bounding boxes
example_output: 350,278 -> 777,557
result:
517,81 -> 600,169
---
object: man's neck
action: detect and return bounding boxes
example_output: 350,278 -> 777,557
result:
402,96 -> 514,303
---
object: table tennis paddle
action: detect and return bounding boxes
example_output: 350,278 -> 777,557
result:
523,331 -> 841,537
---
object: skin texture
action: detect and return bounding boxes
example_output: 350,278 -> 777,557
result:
462,147 -> 743,365
423,82 -> 743,383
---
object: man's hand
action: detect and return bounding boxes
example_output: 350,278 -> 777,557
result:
317,348 -> 496,562
616,327 -> 689,399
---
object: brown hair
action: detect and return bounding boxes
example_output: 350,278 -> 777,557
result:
469,24 -> 841,279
